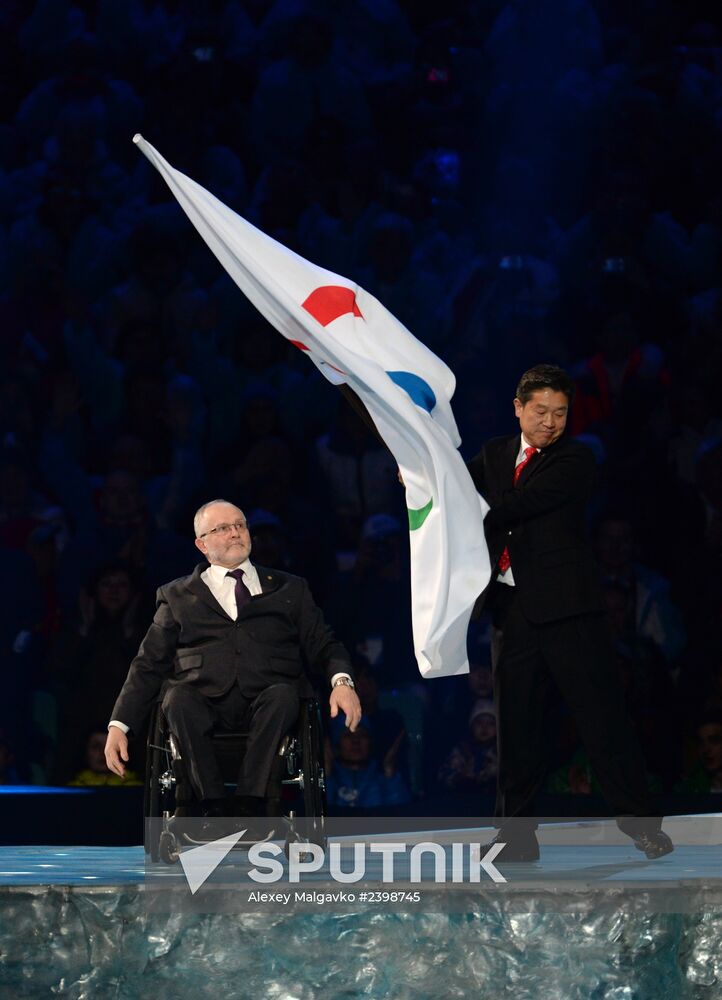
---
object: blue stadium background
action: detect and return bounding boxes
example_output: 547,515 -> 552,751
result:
1,0 -> 721,839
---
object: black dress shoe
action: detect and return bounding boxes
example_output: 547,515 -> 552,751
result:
482,831 -> 540,862
617,818 -> 675,859
630,829 -> 674,860
198,814 -> 247,841
238,822 -> 276,843
199,816 -> 276,843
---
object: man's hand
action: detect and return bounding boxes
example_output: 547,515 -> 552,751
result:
105,727 -> 130,778
329,685 -> 362,732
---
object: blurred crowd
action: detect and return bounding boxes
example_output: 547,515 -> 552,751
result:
0,0 -> 720,807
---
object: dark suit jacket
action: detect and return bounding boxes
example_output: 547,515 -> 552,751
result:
110,563 -> 352,735
468,434 -> 605,624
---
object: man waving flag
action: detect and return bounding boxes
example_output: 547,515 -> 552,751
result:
133,135 -> 489,678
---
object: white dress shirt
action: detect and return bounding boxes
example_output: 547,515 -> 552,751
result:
202,558 -> 262,617
109,558 -> 349,733
497,435 -> 537,588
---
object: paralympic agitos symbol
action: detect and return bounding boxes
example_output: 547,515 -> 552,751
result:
296,284 -> 437,530
295,285 -> 437,414
289,285 -> 363,375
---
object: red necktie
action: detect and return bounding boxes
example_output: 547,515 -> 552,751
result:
226,569 -> 251,613
497,446 -> 537,574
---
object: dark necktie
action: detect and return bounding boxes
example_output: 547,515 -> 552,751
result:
497,446 -> 537,574
226,569 -> 251,614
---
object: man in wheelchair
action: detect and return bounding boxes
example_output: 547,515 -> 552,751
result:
104,499 -> 361,836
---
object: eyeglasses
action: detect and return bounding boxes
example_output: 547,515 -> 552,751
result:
198,521 -> 249,539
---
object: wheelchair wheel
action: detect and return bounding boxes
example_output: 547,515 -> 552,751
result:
143,706 -> 165,860
299,699 -> 327,849
159,830 -> 180,865
283,834 -> 319,863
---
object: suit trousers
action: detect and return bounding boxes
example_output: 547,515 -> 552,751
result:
489,583 -> 653,827
161,680 -> 300,802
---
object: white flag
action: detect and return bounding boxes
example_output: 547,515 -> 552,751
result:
134,135 -> 489,677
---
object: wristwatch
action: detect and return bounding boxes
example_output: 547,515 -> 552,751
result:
332,676 -> 355,689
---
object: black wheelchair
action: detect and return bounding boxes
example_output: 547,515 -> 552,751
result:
144,695 -> 327,864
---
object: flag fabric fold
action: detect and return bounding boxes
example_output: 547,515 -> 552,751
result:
133,134 -> 490,678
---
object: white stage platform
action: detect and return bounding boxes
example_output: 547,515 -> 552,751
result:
1,817 -> 720,999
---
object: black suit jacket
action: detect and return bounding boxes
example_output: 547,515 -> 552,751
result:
468,434 -> 605,624
110,563 -> 352,735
